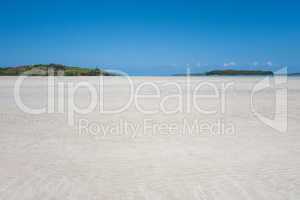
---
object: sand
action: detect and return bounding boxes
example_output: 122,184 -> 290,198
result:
0,76 -> 299,199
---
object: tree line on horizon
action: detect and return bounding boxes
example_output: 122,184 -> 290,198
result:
0,64 -> 115,76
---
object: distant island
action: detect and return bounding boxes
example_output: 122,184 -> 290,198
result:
174,69 -> 274,76
205,69 -> 274,76
0,64 -> 117,76
288,73 -> 300,76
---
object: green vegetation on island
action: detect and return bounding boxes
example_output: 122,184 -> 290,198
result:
174,69 -> 274,76
0,64 -> 117,76
205,69 -> 273,76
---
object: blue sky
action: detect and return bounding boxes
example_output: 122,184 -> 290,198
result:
1,0 -> 300,75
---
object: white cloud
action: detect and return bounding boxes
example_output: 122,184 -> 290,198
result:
253,61 -> 259,66
267,61 -> 273,66
223,62 -> 236,67
196,62 -> 201,67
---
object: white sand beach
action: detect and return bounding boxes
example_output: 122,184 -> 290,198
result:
0,76 -> 299,199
